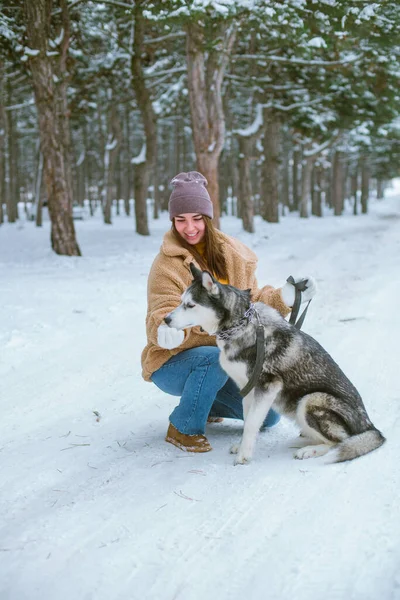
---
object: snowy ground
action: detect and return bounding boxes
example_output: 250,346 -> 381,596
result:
1,186 -> 400,600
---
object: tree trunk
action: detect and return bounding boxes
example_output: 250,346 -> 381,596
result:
23,0 -> 80,255
123,103 -> 131,216
376,178 -> 384,200
133,162 -> 150,232
237,136 -> 254,233
131,2 -> 157,236
219,150 -> 229,216
311,163 -> 322,217
230,146 -> 239,217
360,156 -> 369,214
5,83 -> 19,223
351,167 -> 358,215
280,132 -> 290,215
332,151 -> 344,216
291,148 -> 301,212
0,76 -> 5,225
103,100 -> 121,225
299,155 -> 314,218
186,21 -> 237,229
35,151 -> 44,227
261,108 -> 280,223
153,153 -> 160,220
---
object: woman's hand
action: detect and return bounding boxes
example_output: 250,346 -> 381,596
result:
157,324 -> 184,349
280,276 -> 317,307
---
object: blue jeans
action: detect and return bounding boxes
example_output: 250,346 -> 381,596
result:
151,346 -> 280,435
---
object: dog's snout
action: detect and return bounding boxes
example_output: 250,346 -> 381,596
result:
164,315 -> 172,326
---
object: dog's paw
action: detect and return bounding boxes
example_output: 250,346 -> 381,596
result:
294,444 -> 330,460
230,443 -> 240,454
294,447 -> 316,460
234,454 -> 251,466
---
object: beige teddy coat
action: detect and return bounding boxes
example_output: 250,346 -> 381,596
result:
141,229 -> 290,381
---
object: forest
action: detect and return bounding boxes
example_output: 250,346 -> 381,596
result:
1,0 -> 399,255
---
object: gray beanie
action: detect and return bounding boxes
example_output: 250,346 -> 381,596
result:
168,171 -> 213,220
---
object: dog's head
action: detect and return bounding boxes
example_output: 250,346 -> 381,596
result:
164,263 -> 251,335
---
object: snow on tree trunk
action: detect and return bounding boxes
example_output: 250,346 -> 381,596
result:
186,21 -> 237,229
23,0 -> 80,256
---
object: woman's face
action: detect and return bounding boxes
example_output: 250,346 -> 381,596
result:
174,213 -> 206,245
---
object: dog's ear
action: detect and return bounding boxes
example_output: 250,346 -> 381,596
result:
202,271 -> 219,296
190,262 -> 202,280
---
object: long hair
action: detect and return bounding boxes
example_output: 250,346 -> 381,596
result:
172,216 -> 228,281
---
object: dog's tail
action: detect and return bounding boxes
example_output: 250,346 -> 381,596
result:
330,428 -> 385,463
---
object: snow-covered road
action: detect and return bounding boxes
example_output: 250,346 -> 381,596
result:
1,191 -> 399,600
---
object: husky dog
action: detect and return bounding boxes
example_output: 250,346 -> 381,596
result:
164,264 -> 385,465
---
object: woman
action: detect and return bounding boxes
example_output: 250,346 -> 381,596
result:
141,171 -> 316,453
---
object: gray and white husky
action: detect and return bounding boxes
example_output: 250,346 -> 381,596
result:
164,263 -> 385,465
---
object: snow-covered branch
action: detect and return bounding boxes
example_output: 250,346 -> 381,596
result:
131,143 -> 146,165
233,54 -> 362,67
145,66 -> 186,80
303,134 -> 339,158
5,98 -> 35,112
234,103 -> 264,138
144,32 -> 186,46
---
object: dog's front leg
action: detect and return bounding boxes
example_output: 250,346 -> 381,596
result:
230,393 -> 253,456
234,382 -> 282,465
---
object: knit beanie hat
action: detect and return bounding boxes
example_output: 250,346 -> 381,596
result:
168,171 -> 213,220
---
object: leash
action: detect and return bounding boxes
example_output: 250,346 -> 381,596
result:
286,276 -> 311,330
239,277 -> 311,397
240,314 -> 265,398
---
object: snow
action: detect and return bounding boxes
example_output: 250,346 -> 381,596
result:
131,143 -> 146,164
307,36 -> 327,48
235,102 -> 263,137
1,185 -> 400,600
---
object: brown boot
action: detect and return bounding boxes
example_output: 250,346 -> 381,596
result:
165,423 -> 212,453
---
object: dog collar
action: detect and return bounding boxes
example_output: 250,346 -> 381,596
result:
216,302 -> 259,341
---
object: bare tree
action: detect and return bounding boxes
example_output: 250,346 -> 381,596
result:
234,104 -> 264,232
261,108 -> 280,223
103,98 -> 122,225
130,0 -> 157,236
186,21 -> 237,228
23,0 -> 81,256
0,65 -> 5,226
361,155 -> 370,214
332,151 -> 344,216
311,163 -> 322,217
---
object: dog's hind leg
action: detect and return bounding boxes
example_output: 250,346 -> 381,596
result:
233,381 -> 282,465
294,393 -> 347,460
